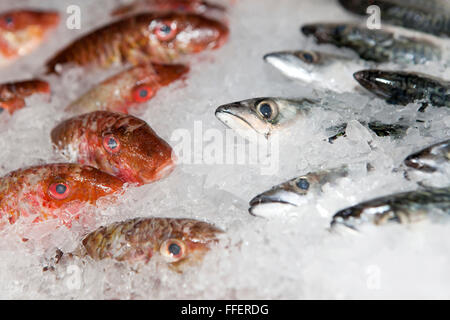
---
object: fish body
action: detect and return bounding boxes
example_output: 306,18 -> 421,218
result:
327,120 -> 408,142
353,70 -> 450,108
51,111 -> 175,185
338,0 -> 450,37
249,166 -> 349,218
331,187 -> 450,230
80,217 -> 222,271
263,50 -> 364,93
46,12 -> 228,73
111,0 -> 226,19
404,139 -> 450,173
0,10 -> 60,66
301,23 -> 441,64
215,97 -> 314,139
0,79 -> 50,114
0,163 -> 124,229
66,63 -> 188,114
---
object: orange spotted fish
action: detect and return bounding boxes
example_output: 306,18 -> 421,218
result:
0,10 -> 60,66
0,163 -> 124,230
0,79 -> 50,114
111,0 -> 226,18
46,12 -> 229,73
66,63 -> 189,114
51,111 -> 175,185
80,217 -> 222,271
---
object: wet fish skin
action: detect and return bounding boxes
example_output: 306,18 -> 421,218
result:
46,12 -> 229,73
0,10 -> 60,66
263,50 -> 361,93
111,0 -> 226,17
51,111 -> 175,185
81,217 -> 223,271
0,163 -> 124,229
215,97 -> 314,139
66,63 -> 189,114
249,166 -> 349,218
331,187 -> 450,230
301,23 -> 441,64
404,139 -> 450,173
338,0 -> 450,37
353,70 -> 450,108
327,120 -> 408,142
0,79 -> 50,114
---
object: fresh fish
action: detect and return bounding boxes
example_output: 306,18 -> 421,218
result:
0,79 -> 50,114
111,0 -> 226,19
0,163 -> 124,230
215,97 -> 314,139
263,50 -> 364,93
79,217 -> 223,271
331,187 -> 450,230
404,139 -> 450,173
338,0 -> 450,37
51,111 -> 175,185
215,97 -> 408,141
0,10 -> 60,66
66,63 -> 189,114
46,12 -> 229,73
249,166 -> 349,218
301,23 -> 441,64
353,70 -> 450,109
327,120 -> 409,142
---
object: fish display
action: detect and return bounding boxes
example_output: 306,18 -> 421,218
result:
0,163 -> 124,229
66,63 -> 189,114
0,10 -> 60,66
263,50 -> 364,93
404,139 -> 450,173
249,166 -> 349,218
51,111 -> 175,185
353,70 -> 450,109
79,217 -> 223,271
216,97 -> 408,141
301,23 -> 442,64
331,187 -> 450,230
338,0 -> 450,37
111,0 -> 226,19
46,12 -> 229,73
0,79 -> 50,114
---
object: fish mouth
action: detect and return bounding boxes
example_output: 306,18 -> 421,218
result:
353,71 -> 392,99
404,155 -> 437,173
215,104 -> 269,139
152,63 -> 189,85
248,190 -> 299,218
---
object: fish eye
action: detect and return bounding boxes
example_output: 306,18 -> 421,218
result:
256,100 -> 278,121
160,239 -> 186,261
132,84 -> 154,103
103,135 -> 120,154
48,182 -> 70,200
299,51 -> 317,63
4,16 -> 13,26
154,21 -> 178,41
295,178 -> 310,191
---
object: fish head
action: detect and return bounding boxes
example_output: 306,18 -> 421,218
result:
95,113 -> 176,185
147,13 -> 229,54
215,97 -> 312,139
353,70 -> 403,100
301,23 -> 348,44
263,50 -> 326,82
34,164 -> 124,211
157,219 -> 223,271
404,140 -> 450,173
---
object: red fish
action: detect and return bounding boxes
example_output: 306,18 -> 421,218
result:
111,0 -> 227,19
66,63 -> 188,114
46,12 -> 229,73
0,79 -> 50,114
51,111 -> 175,185
0,163 -> 124,230
0,10 -> 60,66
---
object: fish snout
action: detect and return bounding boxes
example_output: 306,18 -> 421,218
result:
39,11 -> 60,28
301,24 -> 317,37
153,63 -> 189,85
249,189 -> 299,218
